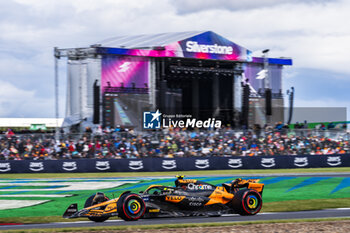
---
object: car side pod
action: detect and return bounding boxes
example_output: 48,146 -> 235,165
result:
63,203 -> 78,218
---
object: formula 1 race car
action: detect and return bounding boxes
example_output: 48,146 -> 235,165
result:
63,176 -> 264,222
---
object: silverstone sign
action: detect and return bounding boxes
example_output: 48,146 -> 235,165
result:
185,41 -> 233,55
0,155 -> 349,173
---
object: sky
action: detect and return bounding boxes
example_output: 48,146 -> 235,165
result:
0,0 -> 349,120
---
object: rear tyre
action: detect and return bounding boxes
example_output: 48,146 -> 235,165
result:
84,193 -> 110,222
232,189 -> 262,216
117,193 -> 146,221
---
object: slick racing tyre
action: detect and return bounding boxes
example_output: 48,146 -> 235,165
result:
84,193 -> 110,222
232,189 -> 262,216
117,193 -> 146,221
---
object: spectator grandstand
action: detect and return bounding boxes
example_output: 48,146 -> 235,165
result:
1,126 -> 349,160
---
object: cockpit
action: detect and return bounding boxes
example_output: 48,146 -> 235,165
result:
143,185 -> 177,195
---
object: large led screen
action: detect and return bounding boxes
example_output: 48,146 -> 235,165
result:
103,93 -> 151,129
101,56 -> 149,93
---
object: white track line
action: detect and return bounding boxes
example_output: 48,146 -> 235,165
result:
0,194 -> 72,198
55,219 -> 124,224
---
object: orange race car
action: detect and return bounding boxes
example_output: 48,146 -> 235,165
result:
63,176 -> 264,222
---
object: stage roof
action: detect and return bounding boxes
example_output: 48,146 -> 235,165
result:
54,31 -> 292,65
96,31 -> 206,49
95,31 -> 255,62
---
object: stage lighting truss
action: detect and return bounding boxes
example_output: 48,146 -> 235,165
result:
54,47 -> 98,60
103,87 -> 149,94
169,65 -> 242,76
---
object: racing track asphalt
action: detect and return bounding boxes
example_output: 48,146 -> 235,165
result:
1,208 -> 350,230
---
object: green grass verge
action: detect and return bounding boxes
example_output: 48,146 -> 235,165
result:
1,170 -> 350,224
2,217 -> 350,233
1,198 -> 349,224
2,176 -> 350,219
1,167 -> 349,179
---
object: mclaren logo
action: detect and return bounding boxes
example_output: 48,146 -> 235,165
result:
62,162 -> 77,171
195,159 -> 209,169
327,156 -> 341,166
0,163 -> 11,172
261,158 -> 275,168
95,161 -> 110,171
162,160 -> 177,170
129,161 -> 144,170
228,158 -> 243,168
29,162 -> 44,172
294,157 -> 308,167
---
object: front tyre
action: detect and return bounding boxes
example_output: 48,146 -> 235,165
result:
232,189 -> 262,215
84,193 -> 110,222
117,193 -> 146,221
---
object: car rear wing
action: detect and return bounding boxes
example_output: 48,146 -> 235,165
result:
223,178 -> 264,195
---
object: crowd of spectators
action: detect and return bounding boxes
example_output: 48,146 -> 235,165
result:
1,125 -> 349,161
